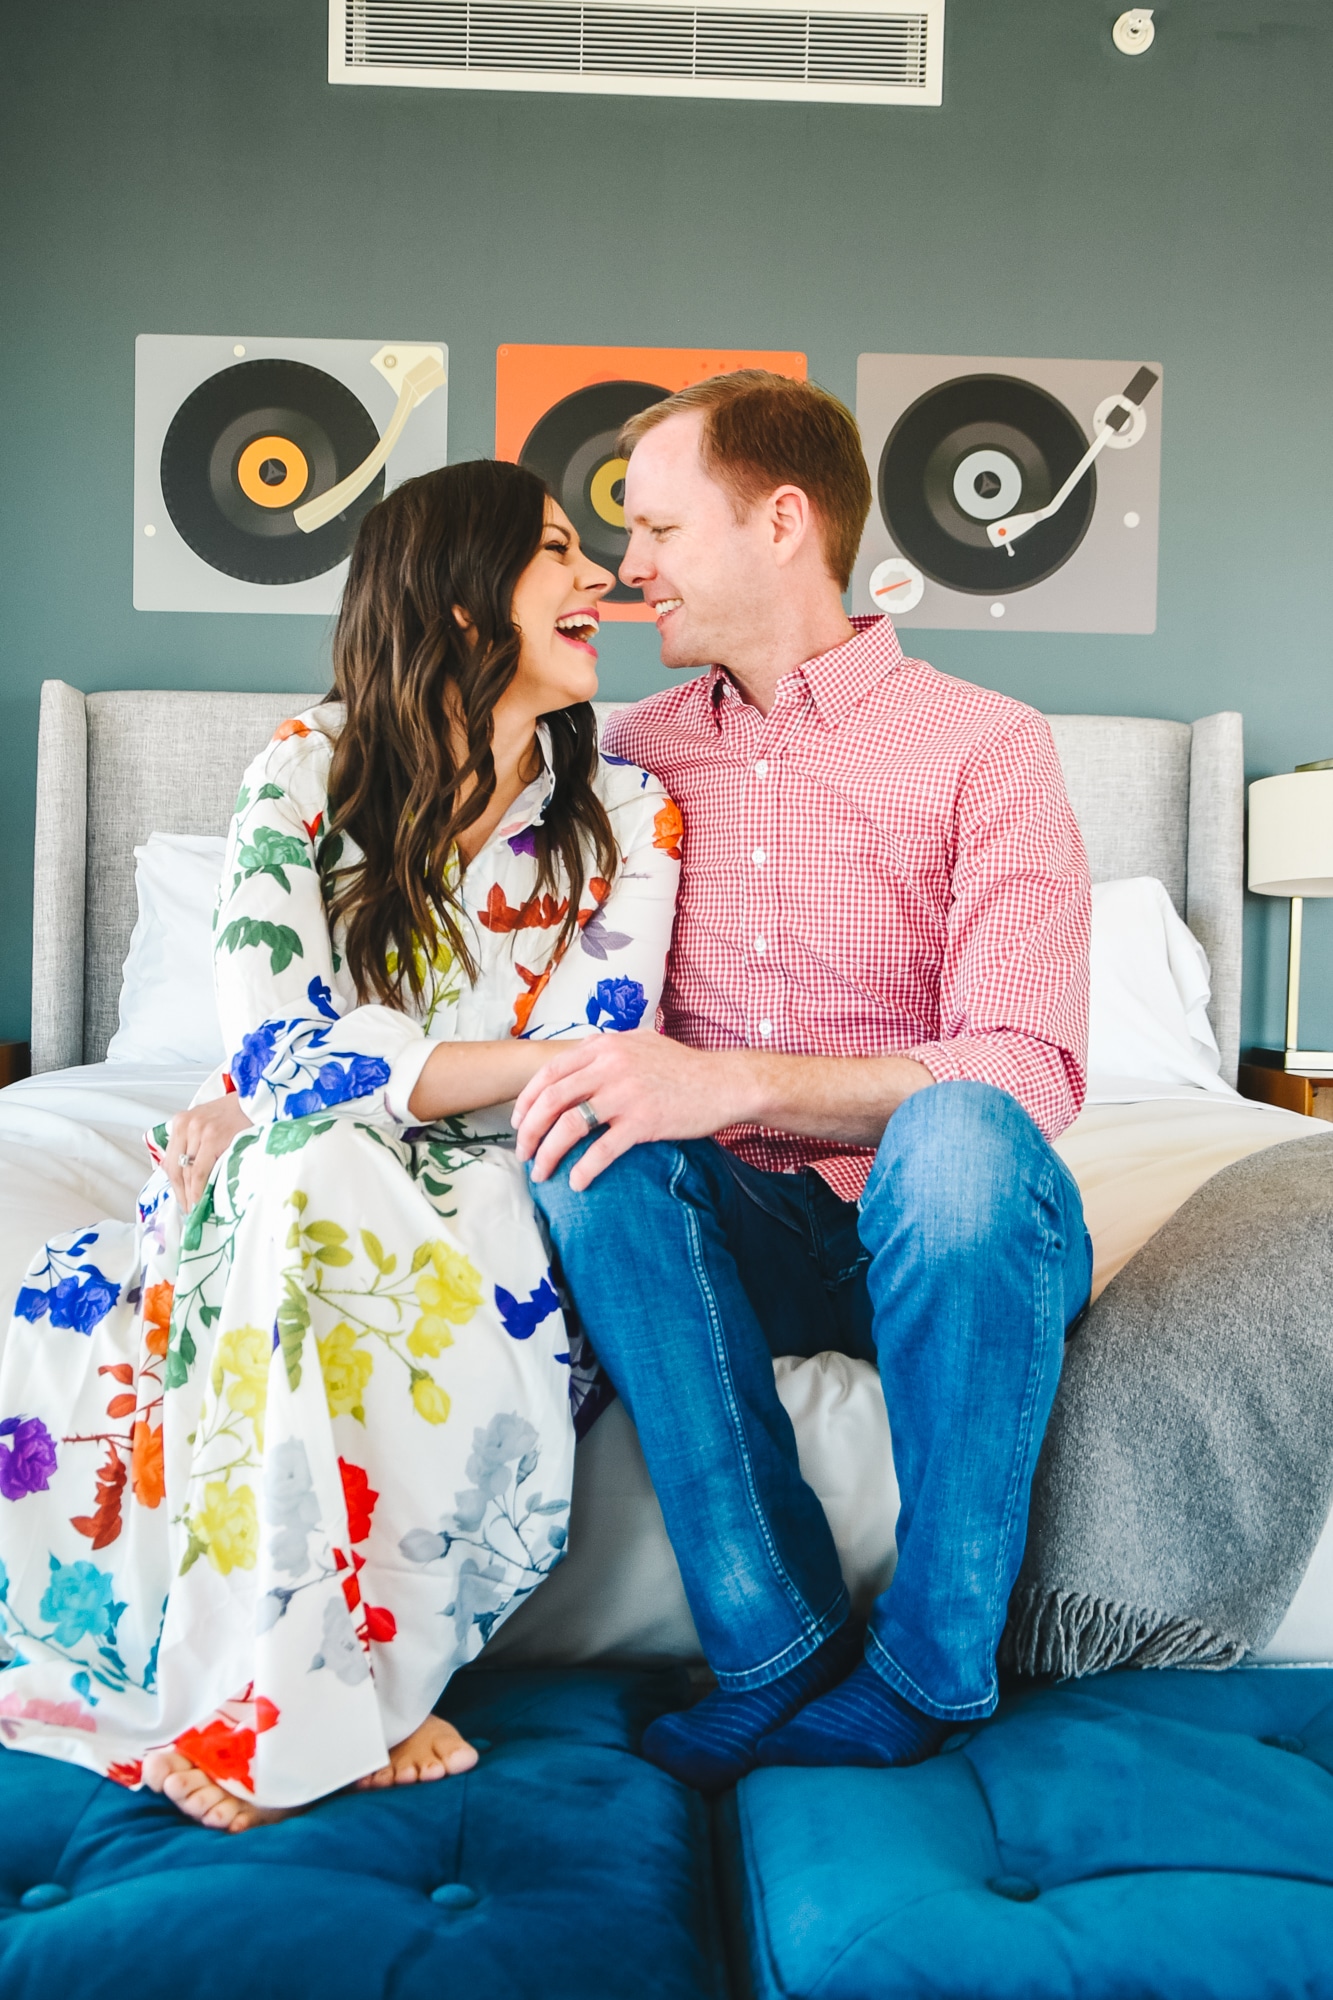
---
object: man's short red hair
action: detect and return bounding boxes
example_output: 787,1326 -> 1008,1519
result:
619,370 -> 872,592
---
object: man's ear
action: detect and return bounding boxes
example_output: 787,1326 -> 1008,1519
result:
768,485 -> 814,567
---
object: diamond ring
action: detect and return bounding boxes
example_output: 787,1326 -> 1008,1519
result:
178,1152 -> 195,1168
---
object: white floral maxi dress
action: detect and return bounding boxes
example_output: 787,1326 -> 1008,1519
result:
0,706 -> 680,1807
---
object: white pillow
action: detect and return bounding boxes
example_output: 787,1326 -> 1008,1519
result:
1086,876 -> 1232,1098
106,834 -> 227,1068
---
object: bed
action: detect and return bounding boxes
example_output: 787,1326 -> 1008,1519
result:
3,681 -> 1331,2000
2,681 -> 1325,1669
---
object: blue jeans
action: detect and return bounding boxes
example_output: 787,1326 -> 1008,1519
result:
529,1081 -> 1092,1721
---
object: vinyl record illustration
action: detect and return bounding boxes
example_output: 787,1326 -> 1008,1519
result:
879,375 -> 1094,594
519,380 -> 668,600
159,358 -> 385,585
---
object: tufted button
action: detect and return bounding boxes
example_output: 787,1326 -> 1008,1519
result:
431,1882 -> 481,1910
1261,1733 -> 1306,1755
467,1738 -> 491,1753
19,1884 -> 69,1911
987,1875 -> 1039,1903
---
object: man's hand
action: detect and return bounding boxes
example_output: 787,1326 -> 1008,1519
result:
165,1094 -> 252,1212
513,1034 -> 935,1192
513,1033 -> 744,1191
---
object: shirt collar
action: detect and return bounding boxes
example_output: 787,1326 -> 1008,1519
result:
706,615 -> 905,729
494,721 -> 557,841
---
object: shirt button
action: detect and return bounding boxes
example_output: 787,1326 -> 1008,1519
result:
759,1019 -> 773,1038
754,937 -> 767,954
754,759 -> 769,778
752,848 -> 766,866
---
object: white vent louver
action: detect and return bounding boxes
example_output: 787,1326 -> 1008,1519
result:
329,0 -> 943,104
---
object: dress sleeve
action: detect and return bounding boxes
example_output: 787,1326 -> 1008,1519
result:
905,710 -> 1091,1139
214,727 -> 430,1129
517,777 -> 682,1043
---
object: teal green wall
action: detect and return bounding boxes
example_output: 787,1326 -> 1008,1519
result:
2,0 -> 1331,1050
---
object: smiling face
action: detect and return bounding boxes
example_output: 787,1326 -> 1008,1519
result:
506,501 -> 615,715
618,412 -> 786,672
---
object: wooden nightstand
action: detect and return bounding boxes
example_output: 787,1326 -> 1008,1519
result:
0,1041 -> 30,1089
1239,1049 -> 1333,1121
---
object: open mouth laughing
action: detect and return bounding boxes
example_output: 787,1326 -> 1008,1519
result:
555,610 -> 601,654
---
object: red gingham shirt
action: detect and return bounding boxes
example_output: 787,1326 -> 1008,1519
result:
603,616 -> 1090,1202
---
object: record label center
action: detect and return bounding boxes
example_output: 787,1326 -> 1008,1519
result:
159,358 -> 385,586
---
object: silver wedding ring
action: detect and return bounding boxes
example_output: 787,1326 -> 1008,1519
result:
178,1152 -> 195,1168
576,1099 -> 600,1132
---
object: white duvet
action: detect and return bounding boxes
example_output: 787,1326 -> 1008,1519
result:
0,1064 -> 1326,1669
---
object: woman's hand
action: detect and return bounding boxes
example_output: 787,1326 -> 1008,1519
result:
165,1095 -> 253,1212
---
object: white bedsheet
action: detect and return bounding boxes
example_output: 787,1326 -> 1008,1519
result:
0,1066 -> 1325,1668
0,1062 -> 208,1327
1055,1091 -> 1313,1299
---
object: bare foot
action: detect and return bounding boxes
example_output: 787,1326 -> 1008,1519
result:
142,1748 -> 302,1834
354,1715 -> 478,1790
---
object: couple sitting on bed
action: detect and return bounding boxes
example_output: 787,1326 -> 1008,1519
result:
0,371 -> 1093,1829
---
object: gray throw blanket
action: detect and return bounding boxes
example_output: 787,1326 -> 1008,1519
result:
1002,1131 -> 1333,1678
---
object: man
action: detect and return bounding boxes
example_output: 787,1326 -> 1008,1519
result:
513,371 -> 1092,1792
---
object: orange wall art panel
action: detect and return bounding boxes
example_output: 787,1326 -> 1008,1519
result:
496,344 -> 807,619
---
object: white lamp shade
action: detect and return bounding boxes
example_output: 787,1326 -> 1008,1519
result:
1248,770 -> 1333,896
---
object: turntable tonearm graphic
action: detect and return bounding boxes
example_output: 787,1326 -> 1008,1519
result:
853,354 -> 1162,634
135,335 -> 449,614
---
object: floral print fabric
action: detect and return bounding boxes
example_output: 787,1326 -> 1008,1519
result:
0,709 -> 678,1805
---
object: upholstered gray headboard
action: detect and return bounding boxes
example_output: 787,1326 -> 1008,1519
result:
30,682 -> 1244,1085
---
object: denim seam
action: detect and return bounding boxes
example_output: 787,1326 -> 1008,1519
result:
670,1148 -> 850,1690
713,1586 -> 851,1693
982,1150 -> 1063,1654
858,1090 -> 1072,1721
863,1627 -> 998,1722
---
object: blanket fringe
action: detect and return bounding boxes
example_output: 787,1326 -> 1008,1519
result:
1001,1585 -> 1248,1680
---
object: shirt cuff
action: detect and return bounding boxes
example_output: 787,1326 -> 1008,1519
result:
905,1036 -> 1081,1138
385,1037 -> 439,1125
906,1039 -> 986,1087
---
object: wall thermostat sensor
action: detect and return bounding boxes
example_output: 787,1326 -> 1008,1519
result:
1113,9 -> 1154,55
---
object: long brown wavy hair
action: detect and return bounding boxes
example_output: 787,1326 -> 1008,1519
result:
323,460 -> 617,1008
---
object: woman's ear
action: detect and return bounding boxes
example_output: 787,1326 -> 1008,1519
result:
452,604 -> 475,634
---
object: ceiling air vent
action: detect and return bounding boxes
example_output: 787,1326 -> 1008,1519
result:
329,0 -> 944,104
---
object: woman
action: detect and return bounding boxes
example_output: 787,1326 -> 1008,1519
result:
0,462 -> 680,1829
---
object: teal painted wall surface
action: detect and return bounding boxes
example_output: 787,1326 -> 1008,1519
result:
2,0 -> 1330,1049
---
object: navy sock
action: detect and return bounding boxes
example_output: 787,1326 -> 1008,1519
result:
639,1621 -> 862,1793
755,1660 -> 952,1769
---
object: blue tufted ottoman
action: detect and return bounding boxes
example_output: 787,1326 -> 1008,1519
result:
0,1667 -> 727,2000
721,1666 -> 1333,2000
9,1662 -> 1333,1999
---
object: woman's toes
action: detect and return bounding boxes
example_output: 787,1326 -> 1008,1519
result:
165,1769 -> 237,1826
354,1763 -> 396,1791
200,1791 -> 250,1832
142,1749 -> 190,1794
384,1719 -> 477,1785
162,1766 -> 211,1806
143,1749 -> 293,1830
